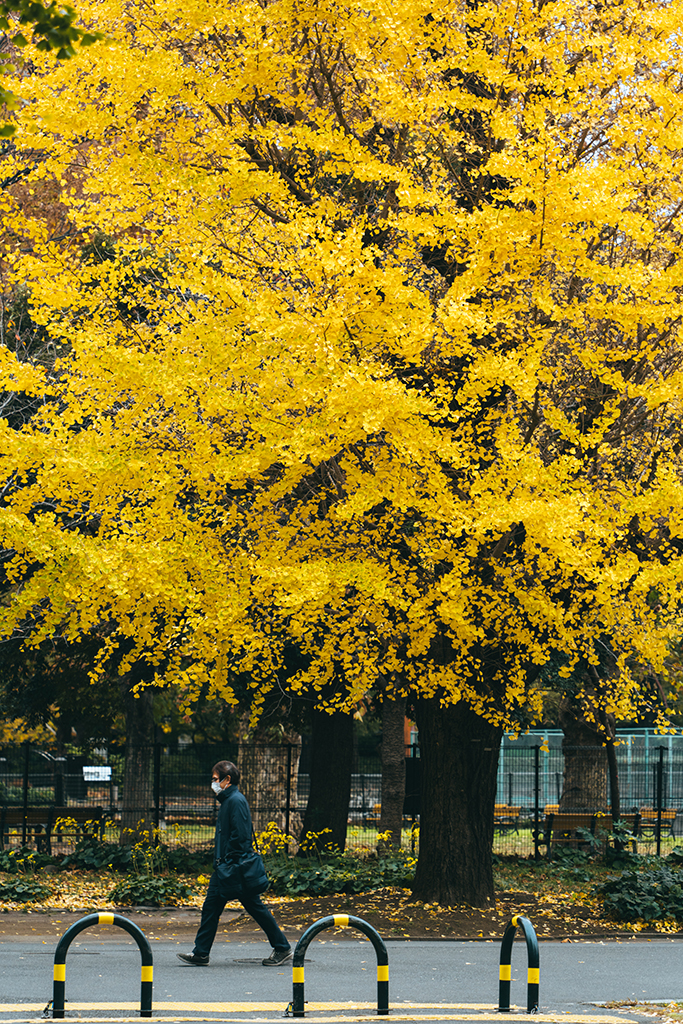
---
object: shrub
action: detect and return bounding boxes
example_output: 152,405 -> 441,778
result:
163,845 -> 212,874
0,784 -> 22,804
250,823 -> 417,897
0,784 -> 53,805
0,846 -> 54,874
595,865 -> 683,921
264,848 -> 416,896
61,836 -> 134,872
109,875 -> 194,907
0,877 -> 52,902
29,788 -> 55,805
61,834 -> 212,874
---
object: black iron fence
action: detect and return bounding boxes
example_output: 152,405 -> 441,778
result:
3,736 -> 683,857
495,737 -> 683,857
0,742 -> 414,853
497,733 -> 683,810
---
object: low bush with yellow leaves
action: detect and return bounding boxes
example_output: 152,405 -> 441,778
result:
258,824 -> 417,896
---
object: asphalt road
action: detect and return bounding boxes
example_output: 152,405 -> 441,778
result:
2,934 -> 683,1021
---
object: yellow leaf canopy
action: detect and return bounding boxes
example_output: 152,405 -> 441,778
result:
1,0 -> 683,723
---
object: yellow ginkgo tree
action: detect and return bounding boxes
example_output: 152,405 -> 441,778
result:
0,0 -> 101,135
2,0 -> 683,902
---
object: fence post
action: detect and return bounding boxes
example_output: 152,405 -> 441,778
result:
54,756 -> 65,806
657,747 -> 665,857
533,746 -> 540,862
153,743 -> 161,830
285,744 -> 292,840
22,741 -> 30,846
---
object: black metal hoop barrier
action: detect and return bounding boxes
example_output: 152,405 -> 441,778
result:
52,911 -> 153,1019
290,914 -> 389,1017
498,915 -> 539,1014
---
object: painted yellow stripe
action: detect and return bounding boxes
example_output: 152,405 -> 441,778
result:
292,966 -> 304,983
0,1004 -> 633,1023
0,1004 -> 515,1012
53,964 -> 66,982
141,966 -> 153,983
528,967 -> 540,985
0,1014 -> 638,1024
499,964 -> 511,981
333,914 -> 349,927
377,965 -> 388,982
99,912 -> 115,925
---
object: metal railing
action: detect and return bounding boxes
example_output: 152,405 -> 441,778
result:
3,735 -> 683,857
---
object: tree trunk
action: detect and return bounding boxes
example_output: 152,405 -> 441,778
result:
412,699 -> 502,906
558,700 -> 608,811
298,708 -> 353,854
119,680 -> 155,844
378,694 -> 407,851
238,718 -> 303,839
559,744 -> 608,811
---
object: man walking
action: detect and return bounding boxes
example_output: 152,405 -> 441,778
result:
177,759 -> 292,966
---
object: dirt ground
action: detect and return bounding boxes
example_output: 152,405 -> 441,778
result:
0,887 -> 669,942
232,887 -> 666,941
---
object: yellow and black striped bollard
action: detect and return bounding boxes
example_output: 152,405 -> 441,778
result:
291,913 -> 389,1017
498,914 -> 539,1014
52,911 -> 153,1018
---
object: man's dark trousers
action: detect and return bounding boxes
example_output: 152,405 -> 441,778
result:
193,873 -> 290,957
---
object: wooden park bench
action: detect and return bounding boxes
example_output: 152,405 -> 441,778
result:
47,807 -> 105,852
0,806 -> 105,853
537,810 -> 643,858
494,804 -> 521,834
0,807 -> 52,852
638,807 -> 677,840
363,803 -> 382,826
592,812 -> 640,851
536,812 -> 596,858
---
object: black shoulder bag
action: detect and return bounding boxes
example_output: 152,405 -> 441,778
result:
238,827 -> 269,895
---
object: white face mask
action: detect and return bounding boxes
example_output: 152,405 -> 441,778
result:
211,780 -> 222,796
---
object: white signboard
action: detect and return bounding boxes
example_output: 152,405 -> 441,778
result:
83,766 -> 112,782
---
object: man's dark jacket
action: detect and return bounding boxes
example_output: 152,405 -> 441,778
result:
214,784 -> 261,897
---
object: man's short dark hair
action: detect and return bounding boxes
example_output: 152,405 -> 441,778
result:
213,760 -> 240,785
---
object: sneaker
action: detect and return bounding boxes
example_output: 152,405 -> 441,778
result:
262,947 -> 292,966
177,952 -> 210,965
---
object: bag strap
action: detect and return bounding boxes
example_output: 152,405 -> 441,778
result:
251,825 -> 261,853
